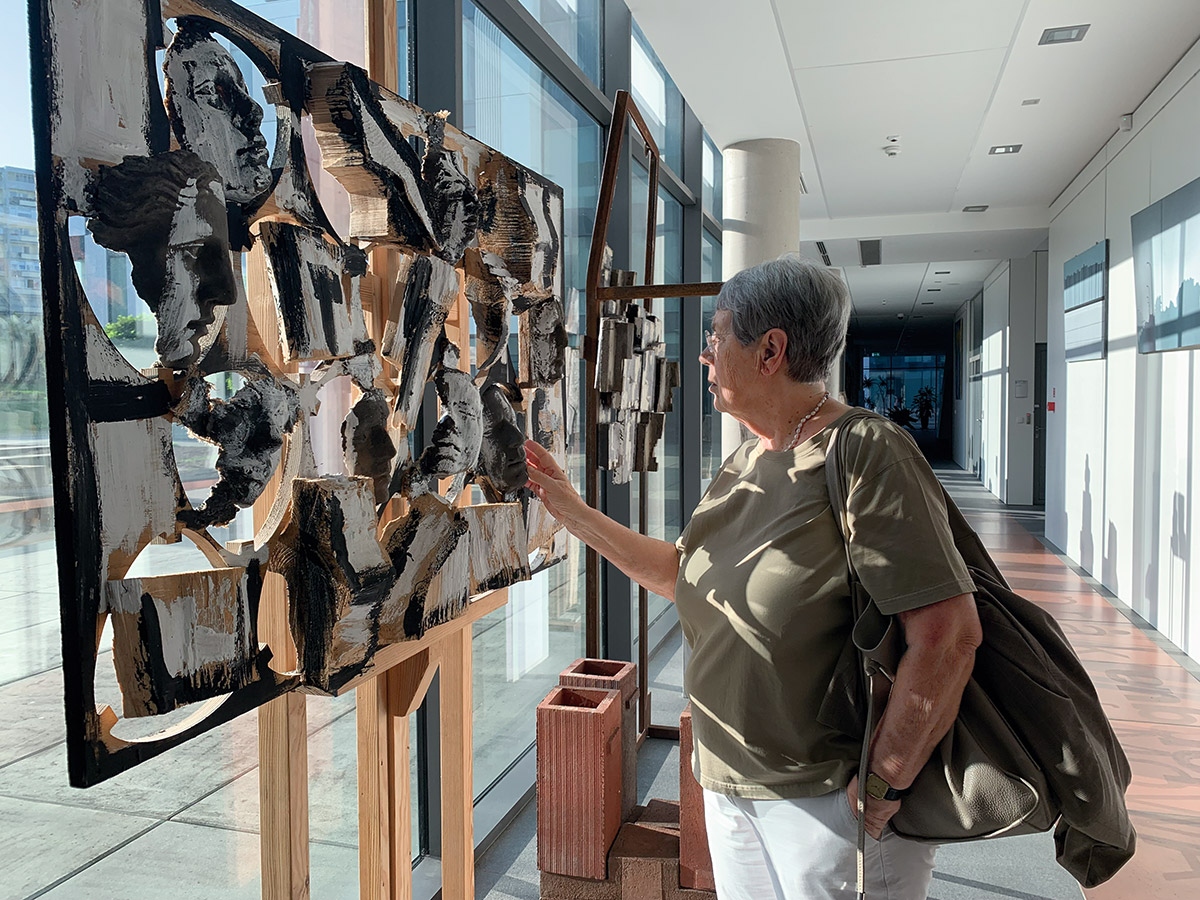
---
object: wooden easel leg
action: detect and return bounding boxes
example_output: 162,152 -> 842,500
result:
359,676 -> 393,900
358,649 -> 439,900
260,692 -> 310,900
439,628 -> 474,900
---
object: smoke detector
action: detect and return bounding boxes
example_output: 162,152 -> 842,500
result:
883,135 -> 901,158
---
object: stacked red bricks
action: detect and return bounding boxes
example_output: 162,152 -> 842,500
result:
537,685 -> 624,880
537,662 -> 716,900
558,658 -> 639,819
678,706 -> 714,891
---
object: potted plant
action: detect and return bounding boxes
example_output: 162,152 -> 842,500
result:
913,386 -> 936,430
886,404 -> 914,428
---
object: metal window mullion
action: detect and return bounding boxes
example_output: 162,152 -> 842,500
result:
631,150 -> 693,208
410,0 -> 464,858
680,100 -> 703,525
597,0 -> 634,662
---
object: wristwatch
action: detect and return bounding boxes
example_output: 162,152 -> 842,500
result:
864,772 -> 910,802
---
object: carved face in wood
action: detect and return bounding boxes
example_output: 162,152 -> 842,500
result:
88,151 -> 237,369
476,383 -> 527,499
164,24 -> 272,204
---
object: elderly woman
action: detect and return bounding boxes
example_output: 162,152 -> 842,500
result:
525,255 -> 982,900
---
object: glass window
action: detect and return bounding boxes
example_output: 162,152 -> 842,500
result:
462,0 -> 598,798
859,354 -> 947,432
630,20 -> 684,175
398,0 -> 411,99
515,0 -> 602,87
702,131 -> 722,222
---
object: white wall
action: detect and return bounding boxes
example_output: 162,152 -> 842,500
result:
1047,39 -> 1200,661
981,265 -> 1009,499
953,300 -> 972,470
958,256 -> 1040,504
1006,254 -> 1036,505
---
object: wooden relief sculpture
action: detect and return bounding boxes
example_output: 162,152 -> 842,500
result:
29,0 -> 571,786
595,295 -> 680,484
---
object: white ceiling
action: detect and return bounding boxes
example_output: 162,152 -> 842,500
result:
627,0 -> 1200,330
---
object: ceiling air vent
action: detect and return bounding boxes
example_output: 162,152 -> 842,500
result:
859,239 -> 881,267
815,241 -> 833,266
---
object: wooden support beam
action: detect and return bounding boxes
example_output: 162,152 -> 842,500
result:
358,648 -> 439,900
438,626 -> 475,900
260,691 -> 310,900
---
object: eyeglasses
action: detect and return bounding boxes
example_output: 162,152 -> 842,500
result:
702,330 -> 732,359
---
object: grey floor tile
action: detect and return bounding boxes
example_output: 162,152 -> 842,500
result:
0,667 -> 68,768
0,591 -> 59,635
177,704 -> 360,847
637,738 -> 680,805
0,795 -> 156,900
35,820 -> 359,900
0,710 -> 259,818
932,833 -> 1083,900
476,800 -> 538,878
0,618 -> 60,686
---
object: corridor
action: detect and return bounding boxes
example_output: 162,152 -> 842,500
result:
477,467 -> 1200,900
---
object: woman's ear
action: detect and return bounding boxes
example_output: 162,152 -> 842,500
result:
759,328 -> 789,375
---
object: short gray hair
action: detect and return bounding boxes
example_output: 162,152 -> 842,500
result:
715,255 -> 851,383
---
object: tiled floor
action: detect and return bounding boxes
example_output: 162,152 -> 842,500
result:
937,468 -> 1200,900
4,463 -> 1200,898
476,466 -> 1200,900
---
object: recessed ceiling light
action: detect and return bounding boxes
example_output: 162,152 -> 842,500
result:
1039,24 -> 1090,46
988,145 -> 1022,155
963,205 -> 990,212
1021,98 -> 1041,106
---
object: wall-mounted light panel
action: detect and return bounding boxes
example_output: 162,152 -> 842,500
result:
988,145 -> 1022,155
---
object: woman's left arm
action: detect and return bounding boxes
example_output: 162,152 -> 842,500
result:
848,591 -> 983,838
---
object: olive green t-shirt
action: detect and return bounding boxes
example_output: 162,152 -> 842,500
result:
673,410 -> 974,799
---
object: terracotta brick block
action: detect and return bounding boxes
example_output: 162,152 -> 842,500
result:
538,686 -> 624,879
540,868 -> 621,900
679,706 -> 715,891
560,658 -> 639,819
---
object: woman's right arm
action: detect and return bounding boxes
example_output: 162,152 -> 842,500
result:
524,440 -> 680,601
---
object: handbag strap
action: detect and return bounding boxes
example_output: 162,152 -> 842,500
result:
824,408 -> 883,900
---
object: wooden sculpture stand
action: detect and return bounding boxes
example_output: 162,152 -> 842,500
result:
251,175 -> 495,900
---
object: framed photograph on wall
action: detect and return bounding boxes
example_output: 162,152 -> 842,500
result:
1063,240 -> 1108,362
1132,174 -> 1200,353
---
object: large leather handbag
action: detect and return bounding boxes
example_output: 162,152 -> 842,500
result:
818,410 -> 1134,891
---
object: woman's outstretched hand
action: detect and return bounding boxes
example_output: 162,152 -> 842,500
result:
525,440 -> 585,523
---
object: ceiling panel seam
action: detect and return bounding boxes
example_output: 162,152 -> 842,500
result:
767,0 -> 831,220
790,45 -> 1018,73
949,0 -> 1034,209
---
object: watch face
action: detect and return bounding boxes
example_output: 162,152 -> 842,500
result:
865,773 -> 890,800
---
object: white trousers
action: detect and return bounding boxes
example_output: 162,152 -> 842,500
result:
703,789 -> 937,900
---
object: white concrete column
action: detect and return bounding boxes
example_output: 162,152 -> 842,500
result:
720,138 -> 802,457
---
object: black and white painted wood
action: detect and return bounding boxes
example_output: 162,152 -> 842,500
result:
105,564 -> 267,717
30,0 -> 570,787
382,252 -> 460,428
259,221 -> 366,362
594,300 -> 678,484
